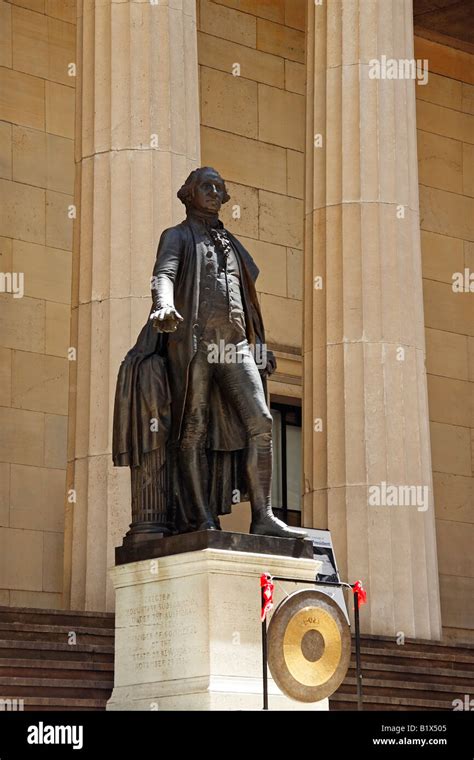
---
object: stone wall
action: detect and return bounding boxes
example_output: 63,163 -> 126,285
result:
198,0 -> 305,354
0,0 -> 75,608
415,37 -> 474,642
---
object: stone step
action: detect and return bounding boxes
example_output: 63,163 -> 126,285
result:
340,676 -> 464,702
0,606 -> 115,630
346,661 -> 474,686
0,657 -> 114,678
0,675 -> 113,700
331,636 -> 474,710
356,634 -> 474,658
352,638 -> 474,663
0,639 -> 114,662
0,658 -> 114,680
10,696 -> 107,711
329,694 -> 445,711
0,622 -> 114,645
330,692 -> 453,710
354,645 -> 474,668
0,608 -> 115,711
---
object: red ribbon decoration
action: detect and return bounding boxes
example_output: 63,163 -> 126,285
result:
260,573 -> 274,622
353,580 -> 367,608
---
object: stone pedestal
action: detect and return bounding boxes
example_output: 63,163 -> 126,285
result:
107,533 -> 327,711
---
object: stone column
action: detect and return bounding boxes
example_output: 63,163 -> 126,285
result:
64,0 -> 200,611
303,0 -> 442,639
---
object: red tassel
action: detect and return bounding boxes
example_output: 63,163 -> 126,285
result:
353,580 -> 367,607
260,573 -> 274,622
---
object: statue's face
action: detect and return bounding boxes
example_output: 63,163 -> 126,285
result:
192,172 -> 226,214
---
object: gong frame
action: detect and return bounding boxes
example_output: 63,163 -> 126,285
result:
261,577 -> 363,711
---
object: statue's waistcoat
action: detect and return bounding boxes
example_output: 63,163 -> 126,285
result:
197,235 -> 246,341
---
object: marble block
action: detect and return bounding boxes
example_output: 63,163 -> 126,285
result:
107,544 -> 327,711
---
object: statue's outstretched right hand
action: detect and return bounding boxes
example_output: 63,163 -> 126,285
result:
150,306 -> 184,333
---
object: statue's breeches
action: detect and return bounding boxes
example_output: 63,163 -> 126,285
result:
178,334 -> 273,526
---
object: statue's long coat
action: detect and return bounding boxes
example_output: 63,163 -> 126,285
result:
112,216 -> 269,526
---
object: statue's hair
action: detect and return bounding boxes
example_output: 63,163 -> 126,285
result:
177,167 -> 230,208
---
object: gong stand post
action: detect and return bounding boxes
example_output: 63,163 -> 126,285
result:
261,584 -> 269,710
262,618 -> 269,710
262,576 -> 363,711
353,589 -> 363,711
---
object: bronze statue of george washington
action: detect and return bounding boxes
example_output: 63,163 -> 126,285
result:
113,167 -> 306,540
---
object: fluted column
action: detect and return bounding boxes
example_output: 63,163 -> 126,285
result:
64,0 -> 200,611
303,0 -> 441,638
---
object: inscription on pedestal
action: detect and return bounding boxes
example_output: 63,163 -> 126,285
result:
125,592 -> 197,625
115,588 -> 207,685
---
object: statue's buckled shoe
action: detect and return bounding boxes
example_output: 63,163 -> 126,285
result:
250,513 -> 307,540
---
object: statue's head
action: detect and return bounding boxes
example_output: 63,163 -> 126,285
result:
177,167 -> 230,215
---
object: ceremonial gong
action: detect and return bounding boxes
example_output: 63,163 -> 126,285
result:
267,589 -> 351,703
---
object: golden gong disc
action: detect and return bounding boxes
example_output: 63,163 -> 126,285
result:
267,589 -> 351,702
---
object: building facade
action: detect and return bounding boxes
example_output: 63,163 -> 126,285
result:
0,0 -> 473,645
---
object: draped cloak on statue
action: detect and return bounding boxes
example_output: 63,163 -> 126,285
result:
112,216 -> 270,531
